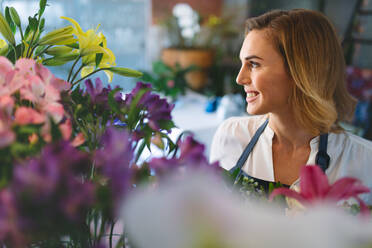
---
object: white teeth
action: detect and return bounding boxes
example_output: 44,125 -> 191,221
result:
246,92 -> 257,97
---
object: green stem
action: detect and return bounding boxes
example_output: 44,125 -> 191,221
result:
28,44 -> 39,59
33,44 -> 52,59
109,221 -> 116,248
134,139 -> 146,164
67,55 -> 82,83
71,67 -> 106,87
19,26 -> 24,57
26,30 -> 37,58
26,13 -> 41,58
96,218 -> 107,244
70,63 -> 84,84
11,44 -> 17,61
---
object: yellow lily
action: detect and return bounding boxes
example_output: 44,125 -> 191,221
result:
61,16 -> 116,82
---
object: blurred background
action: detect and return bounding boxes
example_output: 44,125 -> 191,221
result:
2,0 -> 372,153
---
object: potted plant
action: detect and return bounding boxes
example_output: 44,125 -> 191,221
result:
141,60 -> 197,101
160,3 -> 241,92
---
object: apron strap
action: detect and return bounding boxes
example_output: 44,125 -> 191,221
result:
315,133 -> 330,172
229,119 -> 269,181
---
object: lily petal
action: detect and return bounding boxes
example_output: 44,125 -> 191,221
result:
326,177 -> 370,201
61,16 -> 84,35
299,165 -> 329,200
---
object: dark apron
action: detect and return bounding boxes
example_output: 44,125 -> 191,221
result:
229,119 -> 330,192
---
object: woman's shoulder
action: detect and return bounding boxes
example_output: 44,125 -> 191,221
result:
209,115 -> 267,166
216,114 -> 268,136
332,131 -> 372,153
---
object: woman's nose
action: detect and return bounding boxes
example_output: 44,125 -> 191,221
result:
236,66 -> 251,86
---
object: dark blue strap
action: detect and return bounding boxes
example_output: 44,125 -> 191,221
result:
315,133 -> 330,172
229,119 -> 269,181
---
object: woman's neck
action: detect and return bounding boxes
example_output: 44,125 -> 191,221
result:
268,112 -> 315,150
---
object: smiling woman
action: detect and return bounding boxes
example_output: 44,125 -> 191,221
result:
210,9 -> 372,205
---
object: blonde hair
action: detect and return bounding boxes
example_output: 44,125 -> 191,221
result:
246,9 -> 356,135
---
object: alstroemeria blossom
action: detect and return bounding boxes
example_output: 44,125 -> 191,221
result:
269,165 -> 371,216
0,57 -> 83,147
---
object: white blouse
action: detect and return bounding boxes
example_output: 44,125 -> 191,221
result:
210,115 -> 372,205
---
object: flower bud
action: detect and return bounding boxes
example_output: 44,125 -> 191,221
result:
38,26 -> 73,45
39,34 -> 76,46
106,67 -> 143,78
0,12 -> 15,45
45,46 -> 74,56
9,7 -> 21,27
42,57 -> 69,66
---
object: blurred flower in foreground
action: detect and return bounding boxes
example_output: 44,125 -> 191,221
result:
0,141 -> 95,246
269,165 -> 370,216
94,127 -> 134,216
123,171 -> 372,248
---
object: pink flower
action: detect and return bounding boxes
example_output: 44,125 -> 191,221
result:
71,133 -> 85,147
0,95 -> 14,115
59,119 -> 72,140
167,80 -> 175,88
269,165 -> 371,216
14,107 -> 45,125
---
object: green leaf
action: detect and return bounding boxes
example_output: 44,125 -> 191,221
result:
153,61 -> 171,75
127,88 -> 150,129
95,53 -> 103,67
66,42 -> 79,49
4,7 -> 16,34
140,72 -> 155,83
28,16 -> 38,31
6,43 -> 23,63
50,119 -> 62,142
39,18 -> 45,32
107,87 -> 122,115
10,142 -> 32,158
39,0 -> 47,17
157,119 -> 175,131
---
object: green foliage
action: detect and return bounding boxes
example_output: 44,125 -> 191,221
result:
141,60 -> 197,101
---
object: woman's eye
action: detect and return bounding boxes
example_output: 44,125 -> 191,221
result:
250,61 -> 259,68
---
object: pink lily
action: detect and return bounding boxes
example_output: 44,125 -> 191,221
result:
269,165 -> 371,216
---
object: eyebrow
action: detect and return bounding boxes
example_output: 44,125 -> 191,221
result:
244,55 -> 263,60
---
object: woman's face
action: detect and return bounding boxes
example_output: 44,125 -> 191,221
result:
237,29 -> 293,116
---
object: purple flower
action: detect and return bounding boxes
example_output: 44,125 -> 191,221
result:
84,78 -> 122,108
94,127 -> 134,214
149,135 -> 221,177
124,82 -> 174,133
12,141 -> 95,226
0,189 -> 25,247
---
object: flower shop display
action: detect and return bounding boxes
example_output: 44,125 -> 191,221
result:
0,1 -> 372,248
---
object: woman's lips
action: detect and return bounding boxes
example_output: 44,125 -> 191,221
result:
246,91 -> 259,103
